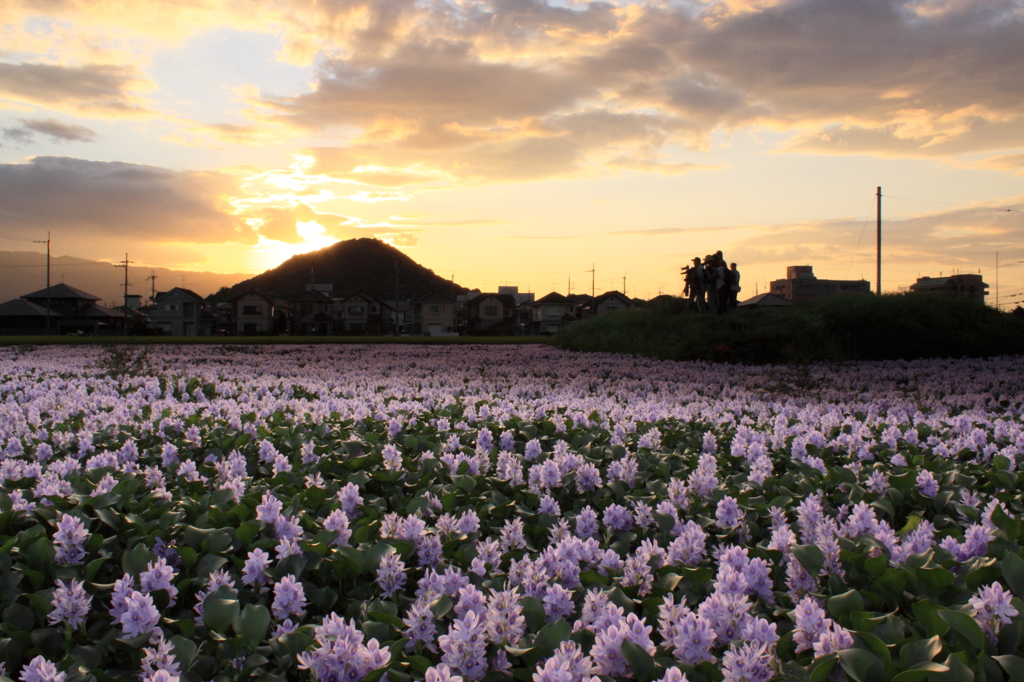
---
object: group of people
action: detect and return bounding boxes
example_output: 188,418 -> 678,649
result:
682,251 -> 740,313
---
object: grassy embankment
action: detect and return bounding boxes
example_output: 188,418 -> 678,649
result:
554,294 -> 1024,363
0,335 -> 552,346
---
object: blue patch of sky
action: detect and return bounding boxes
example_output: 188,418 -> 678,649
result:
148,29 -> 311,123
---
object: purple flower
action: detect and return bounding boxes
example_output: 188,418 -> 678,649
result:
20,656 -> 66,682
53,514 -> 88,566
970,582 -> 1018,645
119,590 -> 160,638
543,584 -> 575,622
272,574 -> 307,621
48,579 -> 92,630
297,613 -> 390,682
591,613 -> 656,677
323,509 -> 352,546
141,557 -> 178,606
426,664 -> 463,682
716,496 -> 743,530
141,633 -> 181,681
791,596 -> 828,654
722,642 -> 773,682
377,551 -> 407,598
403,600 -> 437,650
603,504 -> 633,533
916,470 -> 939,498
242,548 -> 272,586
439,609 -> 488,681
484,588 -> 526,646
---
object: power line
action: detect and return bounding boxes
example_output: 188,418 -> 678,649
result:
883,194 -> 1024,214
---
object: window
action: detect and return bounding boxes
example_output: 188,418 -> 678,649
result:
163,303 -> 179,312
242,305 -> 261,315
429,304 -> 441,314
484,305 -> 498,316
348,305 -> 364,315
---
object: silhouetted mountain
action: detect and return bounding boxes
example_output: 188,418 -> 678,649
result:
219,238 -> 469,301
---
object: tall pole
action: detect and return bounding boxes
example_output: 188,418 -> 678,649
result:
996,251 -> 999,310
114,254 -> 133,335
590,264 -> 595,315
623,274 -> 626,297
876,187 -> 882,296
32,232 -> 51,335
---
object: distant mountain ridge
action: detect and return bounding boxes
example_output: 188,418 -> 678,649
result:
220,238 -> 469,301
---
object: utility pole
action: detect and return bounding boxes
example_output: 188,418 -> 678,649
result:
622,274 -> 626,297
146,271 -> 158,304
394,261 -> 399,333
114,254 -> 133,335
876,186 -> 882,296
590,263 -> 595,315
996,251 -> 999,310
32,232 -> 51,336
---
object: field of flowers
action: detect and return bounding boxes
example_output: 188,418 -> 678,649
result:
0,344 -> 1023,682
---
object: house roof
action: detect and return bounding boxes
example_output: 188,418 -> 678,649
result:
338,289 -> 393,310
467,293 -> 516,307
533,292 -> 572,306
76,303 -> 126,319
0,298 -> 63,317
21,283 -> 100,301
154,287 -> 206,303
738,293 -> 793,307
412,291 -> 455,304
593,290 -> 632,306
291,289 -> 334,303
229,289 -> 274,303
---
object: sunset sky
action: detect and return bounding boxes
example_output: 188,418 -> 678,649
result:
1,0 -> 1022,305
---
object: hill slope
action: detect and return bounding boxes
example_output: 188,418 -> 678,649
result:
220,239 -> 468,301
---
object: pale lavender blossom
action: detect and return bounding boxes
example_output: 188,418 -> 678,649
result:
48,579 -> 92,629
722,642 -> 774,682
296,613 -> 390,682
970,582 -> 1018,645
716,496 -> 743,530
53,514 -> 88,566
272,574 -> 307,621
439,609 -> 488,681
916,469 -> 939,498
20,656 -> 66,682
119,591 -> 160,638
323,509 -> 352,547
377,551 -> 407,598
403,600 -> 437,650
242,548 -> 272,586
141,557 -> 178,606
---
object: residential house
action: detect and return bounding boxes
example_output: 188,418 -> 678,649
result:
0,283 -> 130,336
592,290 -> 637,315
465,293 -> 517,335
909,273 -> 988,302
412,292 -> 457,336
149,288 -> 216,336
290,290 -> 334,335
335,290 -> 394,335
530,292 -> 577,335
231,290 -> 275,335
770,266 -> 871,302
738,293 -> 794,308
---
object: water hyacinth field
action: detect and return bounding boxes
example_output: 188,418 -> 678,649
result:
1,344 -> 1024,682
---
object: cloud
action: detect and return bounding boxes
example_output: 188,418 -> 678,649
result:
0,156 -> 256,244
2,117 -> 98,144
0,62 -> 150,116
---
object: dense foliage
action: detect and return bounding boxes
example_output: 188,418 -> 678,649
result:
0,344 -> 1022,682
555,295 -> 1024,363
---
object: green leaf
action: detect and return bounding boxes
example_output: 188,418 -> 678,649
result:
837,648 -> 884,682
938,610 -> 986,651
808,654 -> 839,682
827,590 -> 865,621
899,635 -> 942,669
912,599 -> 949,638
994,655 -> 1024,682
1001,552 -> 1024,600
791,544 -> 824,578
620,640 -> 655,682
520,596 -> 546,632
929,654 -> 974,682
364,543 -> 395,573
203,586 -> 240,634
430,595 -> 453,619
121,543 -> 154,577
534,619 -> 572,655
991,505 -> 1021,542
232,604 -> 270,648
889,662 -> 949,682
170,635 -> 198,671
